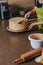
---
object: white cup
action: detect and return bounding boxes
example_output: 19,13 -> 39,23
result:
28,33 -> 43,49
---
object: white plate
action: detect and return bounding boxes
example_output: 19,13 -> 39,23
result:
7,26 -> 28,32
35,56 -> 41,63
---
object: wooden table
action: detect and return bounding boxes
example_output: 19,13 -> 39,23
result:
0,19 -> 42,65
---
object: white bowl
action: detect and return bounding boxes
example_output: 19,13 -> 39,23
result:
28,33 -> 43,49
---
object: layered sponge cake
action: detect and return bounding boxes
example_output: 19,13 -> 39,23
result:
9,17 -> 28,32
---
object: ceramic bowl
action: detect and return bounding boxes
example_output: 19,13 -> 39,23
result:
28,33 -> 43,49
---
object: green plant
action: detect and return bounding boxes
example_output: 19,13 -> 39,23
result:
19,6 -> 29,13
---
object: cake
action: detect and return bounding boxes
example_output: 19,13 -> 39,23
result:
9,17 -> 28,32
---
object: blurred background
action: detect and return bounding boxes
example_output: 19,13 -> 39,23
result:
0,0 -> 37,19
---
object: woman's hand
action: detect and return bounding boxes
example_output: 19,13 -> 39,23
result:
28,23 -> 36,30
24,8 -> 36,19
24,11 -> 31,19
28,21 -> 43,30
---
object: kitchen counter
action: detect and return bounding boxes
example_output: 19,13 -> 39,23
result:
0,19 -> 42,65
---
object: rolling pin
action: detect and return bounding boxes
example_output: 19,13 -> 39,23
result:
13,48 -> 42,63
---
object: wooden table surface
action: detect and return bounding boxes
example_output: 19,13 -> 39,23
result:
0,19 -> 42,65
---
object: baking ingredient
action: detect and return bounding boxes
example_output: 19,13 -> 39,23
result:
30,35 -> 43,40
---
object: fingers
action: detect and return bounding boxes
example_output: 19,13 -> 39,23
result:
24,13 -> 30,18
24,12 -> 31,19
28,25 -> 33,30
28,23 -> 35,30
24,14 -> 28,19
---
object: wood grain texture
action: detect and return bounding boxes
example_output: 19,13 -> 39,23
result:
0,19 -> 42,65
8,0 -> 35,7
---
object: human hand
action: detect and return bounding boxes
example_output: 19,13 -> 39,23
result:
28,23 -> 36,30
24,11 -> 31,19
